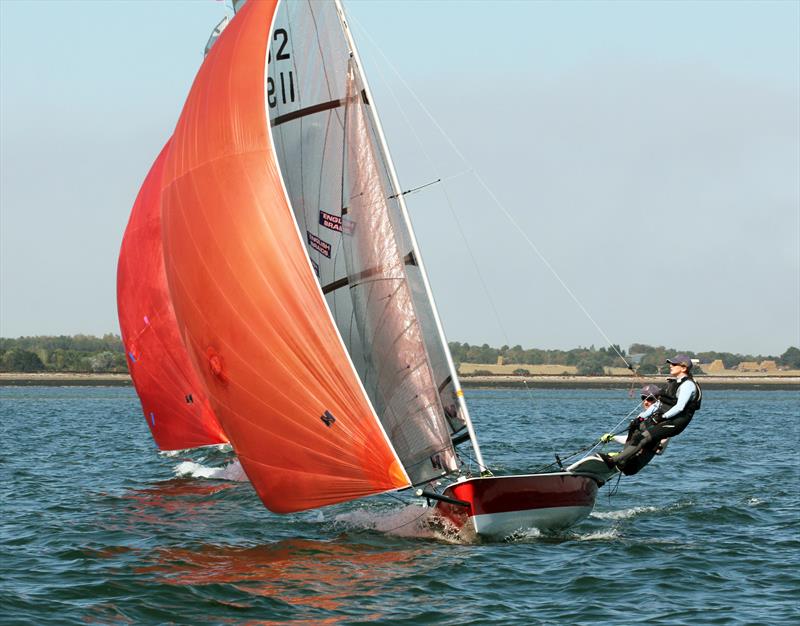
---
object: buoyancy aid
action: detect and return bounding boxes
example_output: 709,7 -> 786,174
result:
656,375 -> 702,420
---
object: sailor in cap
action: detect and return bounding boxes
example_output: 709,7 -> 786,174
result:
599,383 -> 664,475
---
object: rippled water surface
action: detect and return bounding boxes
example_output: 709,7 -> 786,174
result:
2,386 -> 799,624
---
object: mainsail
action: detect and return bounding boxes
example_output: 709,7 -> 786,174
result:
117,139 -> 229,451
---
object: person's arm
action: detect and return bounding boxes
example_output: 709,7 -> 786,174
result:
639,404 -> 657,419
662,381 -> 696,418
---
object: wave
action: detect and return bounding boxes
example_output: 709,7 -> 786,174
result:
502,526 -> 619,543
159,443 -> 233,458
577,528 -> 621,541
332,503 -> 433,537
172,459 -> 248,482
591,505 -> 662,520
329,504 -> 475,543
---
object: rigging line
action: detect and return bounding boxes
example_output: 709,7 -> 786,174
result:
349,15 -> 632,370
532,400 -> 644,473
576,401 -> 644,460
457,447 -> 489,474
608,472 -> 623,498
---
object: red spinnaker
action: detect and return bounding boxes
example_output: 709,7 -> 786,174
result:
117,139 -> 229,451
159,0 -> 409,513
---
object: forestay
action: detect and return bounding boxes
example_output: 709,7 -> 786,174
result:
267,0 -> 466,484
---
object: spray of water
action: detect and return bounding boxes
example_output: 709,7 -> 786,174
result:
172,459 -> 248,482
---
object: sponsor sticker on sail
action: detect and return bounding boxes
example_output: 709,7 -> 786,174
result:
307,231 -> 331,258
319,210 -> 342,232
320,210 -> 355,235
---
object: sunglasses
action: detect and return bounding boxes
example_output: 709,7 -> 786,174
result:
641,395 -> 656,401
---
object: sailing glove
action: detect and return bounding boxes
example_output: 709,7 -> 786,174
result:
600,433 -> 614,443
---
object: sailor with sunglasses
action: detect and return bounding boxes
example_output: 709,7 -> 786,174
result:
598,384 -> 665,475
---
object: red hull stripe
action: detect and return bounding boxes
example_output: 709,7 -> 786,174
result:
444,474 -> 597,517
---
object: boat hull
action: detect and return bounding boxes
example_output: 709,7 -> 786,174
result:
434,473 -> 598,539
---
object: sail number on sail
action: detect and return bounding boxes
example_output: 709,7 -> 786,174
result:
267,28 -> 295,108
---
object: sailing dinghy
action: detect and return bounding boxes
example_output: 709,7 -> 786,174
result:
123,0 -> 609,539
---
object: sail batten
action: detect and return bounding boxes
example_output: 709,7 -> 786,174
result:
271,98 -> 345,127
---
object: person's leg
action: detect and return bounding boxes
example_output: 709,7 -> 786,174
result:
620,446 -> 657,476
647,414 -> 692,441
614,430 -> 654,466
613,415 -> 692,467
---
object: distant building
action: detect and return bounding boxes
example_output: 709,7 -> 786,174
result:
628,354 -> 645,365
737,361 -> 760,372
705,359 -> 726,373
497,356 -> 504,366
758,360 -> 778,371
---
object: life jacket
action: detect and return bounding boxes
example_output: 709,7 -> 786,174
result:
657,375 -> 702,420
625,400 -> 661,441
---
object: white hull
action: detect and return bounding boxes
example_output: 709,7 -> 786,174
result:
472,504 -> 595,538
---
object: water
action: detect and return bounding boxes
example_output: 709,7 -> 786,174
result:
2,386 -> 798,624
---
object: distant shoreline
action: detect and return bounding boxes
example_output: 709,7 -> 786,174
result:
0,373 -> 133,387
1,372 -> 798,390
459,375 -> 800,390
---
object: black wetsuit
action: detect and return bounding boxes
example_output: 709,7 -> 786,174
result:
617,413 -> 659,476
615,376 -> 701,470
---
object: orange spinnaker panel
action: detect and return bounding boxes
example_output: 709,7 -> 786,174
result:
160,0 -> 409,513
117,139 -> 229,451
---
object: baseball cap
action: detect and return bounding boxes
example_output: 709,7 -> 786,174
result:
640,384 -> 661,400
666,354 -> 693,370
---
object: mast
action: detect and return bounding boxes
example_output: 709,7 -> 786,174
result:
332,0 -> 486,471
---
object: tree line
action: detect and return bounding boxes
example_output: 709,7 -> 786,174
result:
448,341 -> 800,376
1,334 -> 798,375
0,334 -> 127,373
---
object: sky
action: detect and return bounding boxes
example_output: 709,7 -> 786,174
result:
1,0 -> 798,356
